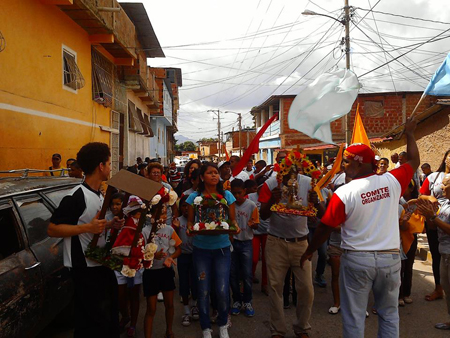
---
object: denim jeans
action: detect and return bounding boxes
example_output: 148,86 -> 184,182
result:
440,253 -> 450,315
308,227 -> 327,276
230,240 -> 253,304
193,246 -> 231,329
340,251 -> 401,338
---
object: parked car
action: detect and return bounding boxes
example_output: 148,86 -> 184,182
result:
0,176 -> 81,338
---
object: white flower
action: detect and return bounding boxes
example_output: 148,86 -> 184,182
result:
141,203 -> 147,209
121,265 -> 136,278
138,238 -> 143,247
193,196 -> 203,205
144,252 -> 154,261
164,188 -> 169,194
151,195 -> 161,205
221,222 -> 229,230
193,223 -> 200,231
168,191 -> 178,206
145,243 -> 158,254
206,222 -> 217,230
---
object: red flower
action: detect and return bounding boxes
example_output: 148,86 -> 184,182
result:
302,161 -> 309,168
294,151 -> 301,159
312,170 -> 321,179
199,222 -> 206,230
285,158 -> 293,167
216,194 -> 224,200
273,163 -> 281,172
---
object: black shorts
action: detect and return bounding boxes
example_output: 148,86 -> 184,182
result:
143,268 -> 176,297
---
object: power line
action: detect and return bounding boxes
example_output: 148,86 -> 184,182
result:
356,7 -> 450,25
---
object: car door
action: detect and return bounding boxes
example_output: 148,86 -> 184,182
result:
14,193 -> 72,331
0,200 -> 43,338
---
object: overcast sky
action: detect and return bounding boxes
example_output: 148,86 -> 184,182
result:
121,0 -> 450,141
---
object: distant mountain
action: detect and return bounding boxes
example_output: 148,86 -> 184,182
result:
175,134 -> 197,144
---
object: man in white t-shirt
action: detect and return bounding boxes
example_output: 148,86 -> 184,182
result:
301,117 -> 419,338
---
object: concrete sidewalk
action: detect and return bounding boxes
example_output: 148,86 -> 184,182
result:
417,233 -> 432,263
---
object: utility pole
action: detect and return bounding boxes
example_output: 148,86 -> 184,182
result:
208,109 -> 221,161
344,0 -> 351,145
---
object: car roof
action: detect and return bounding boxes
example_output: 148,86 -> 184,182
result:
0,177 -> 82,198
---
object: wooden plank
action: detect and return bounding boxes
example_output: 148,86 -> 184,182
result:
41,0 -> 73,5
93,46 -> 115,64
89,34 -> 115,44
114,58 -> 134,66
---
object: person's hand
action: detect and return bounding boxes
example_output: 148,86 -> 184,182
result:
109,216 -> 125,230
154,249 -> 167,260
271,187 -> 282,203
308,190 -> 319,205
300,251 -> 313,269
264,165 -> 273,174
233,221 -> 241,234
87,212 -> 107,234
416,198 -> 437,219
404,116 -> 417,135
163,257 -> 176,268
400,211 -> 413,222
248,219 -> 259,229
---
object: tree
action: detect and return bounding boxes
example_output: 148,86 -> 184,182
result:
175,141 -> 196,152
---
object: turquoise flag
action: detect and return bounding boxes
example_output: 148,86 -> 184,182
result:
424,53 -> 450,96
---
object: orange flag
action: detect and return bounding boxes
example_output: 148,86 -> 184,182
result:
350,103 -> 370,146
314,143 -> 344,202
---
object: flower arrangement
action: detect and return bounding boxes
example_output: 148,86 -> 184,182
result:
270,148 -> 322,217
191,193 -> 237,233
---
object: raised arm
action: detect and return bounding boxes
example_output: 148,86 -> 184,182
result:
404,116 -> 420,171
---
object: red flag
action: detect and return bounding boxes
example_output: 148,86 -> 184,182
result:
232,114 -> 278,177
224,145 -> 230,161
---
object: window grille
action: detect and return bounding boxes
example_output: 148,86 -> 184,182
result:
92,48 -> 114,107
63,49 -> 85,90
128,100 -> 143,133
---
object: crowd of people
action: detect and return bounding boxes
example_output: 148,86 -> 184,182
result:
46,116 -> 450,338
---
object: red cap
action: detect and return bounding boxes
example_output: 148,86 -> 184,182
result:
344,144 -> 375,164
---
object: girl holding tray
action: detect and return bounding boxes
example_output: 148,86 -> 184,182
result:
186,162 -> 240,338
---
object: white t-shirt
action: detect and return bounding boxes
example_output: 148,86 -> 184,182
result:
321,164 -> 413,251
243,168 -> 254,177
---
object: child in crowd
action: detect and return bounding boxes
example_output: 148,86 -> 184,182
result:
177,196 -> 199,326
182,168 -> 200,197
109,195 -> 144,338
68,160 -> 84,179
246,179 -> 269,294
230,179 -> 259,317
143,208 -> 182,338
186,162 -> 239,338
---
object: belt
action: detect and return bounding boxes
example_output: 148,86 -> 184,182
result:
343,249 -> 400,254
269,234 -> 307,243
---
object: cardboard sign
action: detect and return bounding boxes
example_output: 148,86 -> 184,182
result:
107,169 -> 163,200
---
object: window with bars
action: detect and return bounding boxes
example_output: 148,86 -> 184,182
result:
128,100 -> 153,136
62,48 -> 85,91
92,48 -> 114,107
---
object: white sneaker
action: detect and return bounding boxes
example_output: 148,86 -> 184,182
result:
157,292 -> 163,302
219,325 -> 230,338
202,328 -> 213,338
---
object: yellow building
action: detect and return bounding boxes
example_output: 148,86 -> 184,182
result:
0,0 -> 168,173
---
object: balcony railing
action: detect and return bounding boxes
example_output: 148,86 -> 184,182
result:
258,120 -> 280,139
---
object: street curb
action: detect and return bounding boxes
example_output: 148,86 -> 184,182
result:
416,234 -> 432,263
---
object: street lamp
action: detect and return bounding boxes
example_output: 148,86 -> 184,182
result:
224,111 -> 242,156
302,2 -> 352,145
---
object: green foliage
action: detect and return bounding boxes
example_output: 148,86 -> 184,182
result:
175,141 -> 197,152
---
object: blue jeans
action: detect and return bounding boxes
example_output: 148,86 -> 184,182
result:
193,246 -> 231,329
308,228 -> 327,276
340,251 -> 401,338
230,240 -> 253,304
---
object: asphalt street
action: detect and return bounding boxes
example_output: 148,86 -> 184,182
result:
39,254 -> 449,338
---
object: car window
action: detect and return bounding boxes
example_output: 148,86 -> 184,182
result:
0,204 -> 23,260
44,187 -> 74,208
16,197 -> 52,245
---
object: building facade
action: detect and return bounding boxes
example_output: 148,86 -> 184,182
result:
225,128 -> 256,157
0,0 -> 181,173
251,92 -> 435,165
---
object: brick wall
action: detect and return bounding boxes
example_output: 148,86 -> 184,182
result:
230,130 -> 256,150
